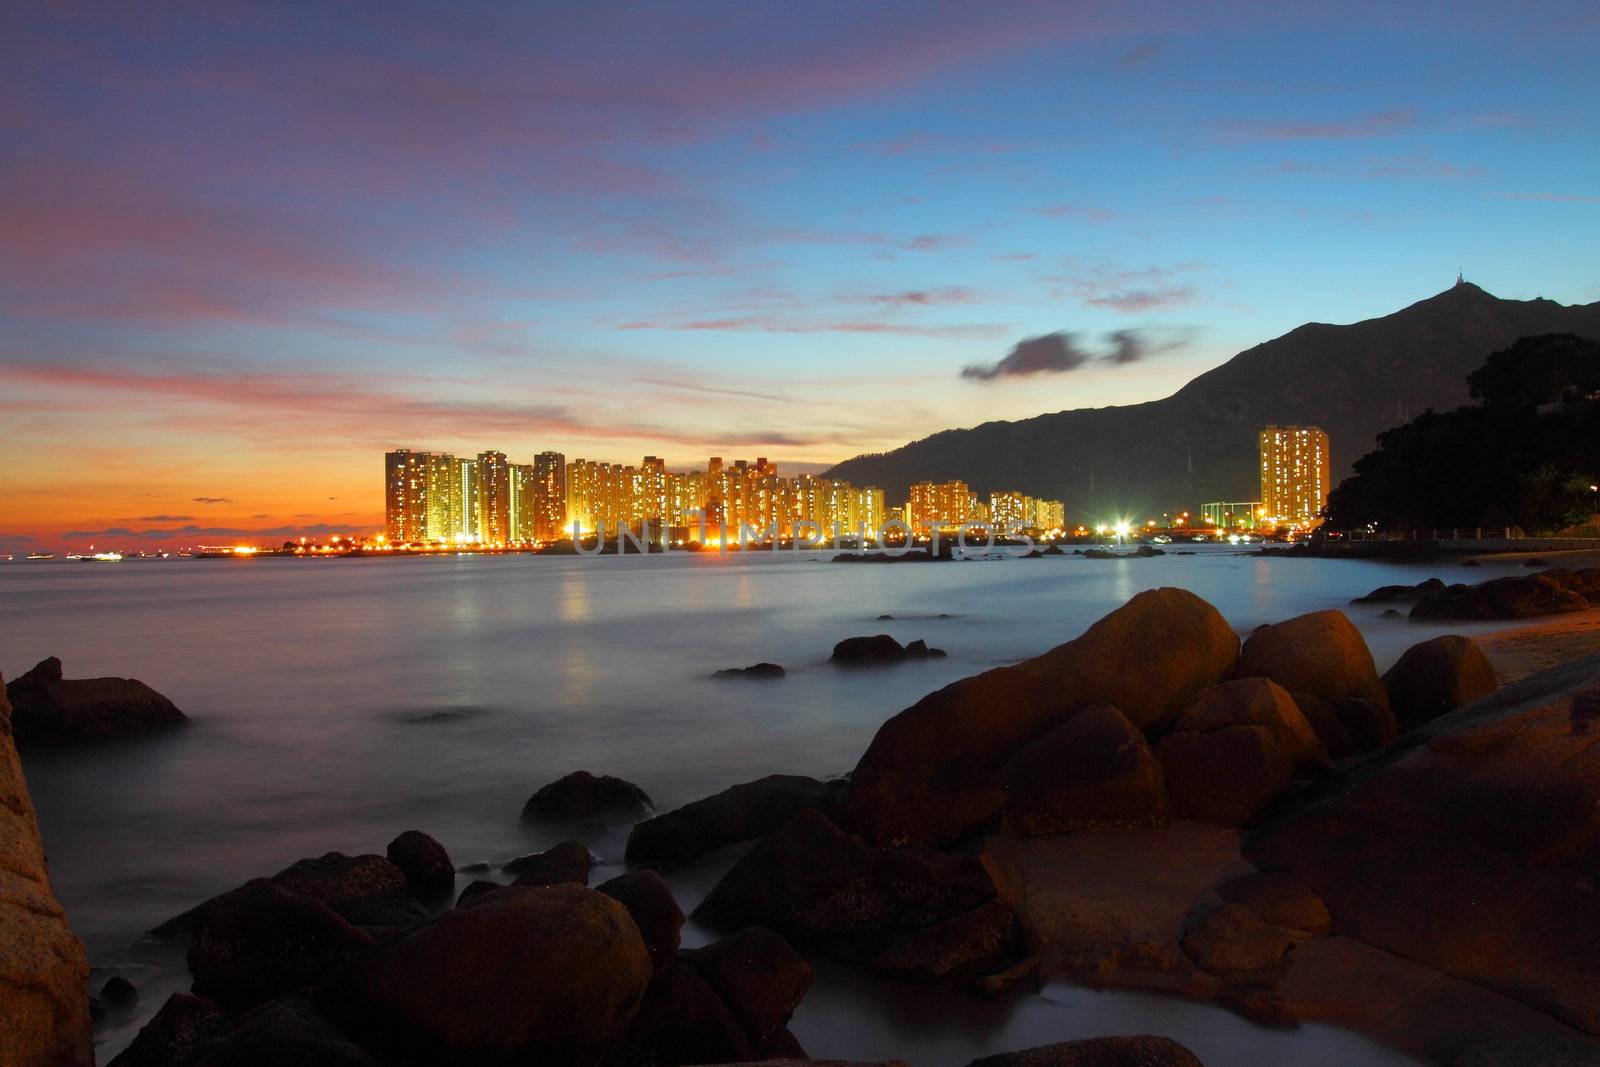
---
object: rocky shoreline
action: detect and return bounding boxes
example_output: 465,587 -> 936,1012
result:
5,585 -> 1600,1065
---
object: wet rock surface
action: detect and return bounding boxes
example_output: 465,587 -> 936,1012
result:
521,770 -> 653,824
5,656 -> 188,746
626,773 -> 835,867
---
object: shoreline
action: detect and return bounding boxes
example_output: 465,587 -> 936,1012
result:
1475,607 -> 1600,684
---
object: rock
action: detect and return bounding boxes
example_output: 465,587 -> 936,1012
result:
1170,678 -> 1329,777
870,899 -> 1025,982
453,880 -> 508,909
627,961 -> 752,1065
505,839 -> 592,887
1351,577 -> 1446,604
1235,610 -> 1391,715
1216,985 -> 1299,1028
682,927 -> 813,1045
99,975 -> 139,1011
626,774 -> 834,867
270,852 -> 426,928
191,995 -> 377,1067
596,870 -> 684,978
1156,724 -> 1296,826
1332,696 -> 1398,752
188,879 -> 374,1011
693,809 -> 1003,964
966,1035 -> 1207,1066
996,705 -> 1168,835
1381,608 -> 1403,618
108,993 -> 233,1067
1216,872 -> 1331,933
841,589 -> 1239,847
384,830 -> 454,898
1249,653 -> 1600,1034
0,672 -> 93,1066
1290,691 -> 1356,759
831,634 -> 907,664
322,883 -> 651,1059
714,662 -> 786,679
1382,635 -> 1498,728
829,635 -> 945,665
1545,567 -> 1600,602
5,657 -> 187,745
1179,902 -> 1296,980
521,770 -> 653,824
1410,574 -> 1591,621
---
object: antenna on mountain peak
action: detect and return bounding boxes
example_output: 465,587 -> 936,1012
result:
1456,269 -> 1465,287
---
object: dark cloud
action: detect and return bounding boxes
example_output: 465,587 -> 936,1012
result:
962,328 -> 1186,381
192,496 -> 232,504
129,514 -> 196,522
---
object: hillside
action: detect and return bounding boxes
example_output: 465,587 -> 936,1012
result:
822,282 -> 1600,520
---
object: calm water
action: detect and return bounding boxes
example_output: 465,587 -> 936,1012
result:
2,548 -> 1524,1064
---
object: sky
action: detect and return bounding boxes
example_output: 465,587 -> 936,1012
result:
3,1 -> 1598,551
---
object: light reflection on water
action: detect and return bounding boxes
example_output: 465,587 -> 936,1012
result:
0,547 -> 1524,1064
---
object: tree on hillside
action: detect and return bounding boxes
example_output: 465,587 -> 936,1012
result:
1325,334 -> 1600,531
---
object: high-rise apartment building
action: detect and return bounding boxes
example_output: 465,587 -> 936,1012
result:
476,450 -> 511,544
989,491 -> 1026,532
1259,426 -> 1330,528
908,480 -> 970,536
532,451 -> 567,540
454,457 -> 480,542
384,450 -> 429,542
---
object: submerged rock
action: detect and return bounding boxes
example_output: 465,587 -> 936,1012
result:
5,656 -> 187,746
1410,572 -> 1595,621
840,588 -> 1239,848
830,634 -> 946,665
1381,635 -> 1498,728
1350,577 -> 1445,604
505,839 -> 593,887
714,662 -> 786,679
0,672 -> 93,1065
626,774 -> 835,867
521,770 -> 653,824
681,927 -> 813,1047
270,852 -> 427,928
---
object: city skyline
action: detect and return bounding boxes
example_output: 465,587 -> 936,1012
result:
4,4 -> 1599,553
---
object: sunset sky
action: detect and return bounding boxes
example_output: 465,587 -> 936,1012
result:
3,2 -> 1597,550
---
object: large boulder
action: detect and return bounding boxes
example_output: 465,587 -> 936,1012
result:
627,961 -> 752,1065
1169,678 -> 1329,777
1410,574 -> 1591,621
1382,635 -> 1498,728
626,774 -> 835,867
1249,653 -> 1600,1035
190,995 -> 376,1067
1235,610 -> 1390,714
384,830 -> 454,898
322,883 -> 651,1059
0,674 -> 94,1066
270,852 -> 427,928
995,705 -> 1168,835
108,993 -> 233,1067
831,635 -> 945,665
841,589 -> 1239,847
1179,902 -> 1296,980
188,879 -> 373,1011
1288,691 -> 1356,759
681,928 -> 813,1047
1156,725 -> 1295,827
694,809 -> 1011,978
966,1035 -> 1207,1066
520,770 -> 653,824
5,657 -> 187,746
596,870 -> 684,979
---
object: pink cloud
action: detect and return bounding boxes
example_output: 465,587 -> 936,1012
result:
616,317 -> 1006,339
1213,108 -> 1416,143
1030,203 -> 1119,221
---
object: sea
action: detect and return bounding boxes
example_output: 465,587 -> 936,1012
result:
0,546 -> 1528,1064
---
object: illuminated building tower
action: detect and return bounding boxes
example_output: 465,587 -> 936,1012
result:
857,486 -> 885,537
384,450 -> 429,542
908,480 -> 970,536
705,456 -> 725,528
476,450 -> 511,544
1032,498 -> 1065,532
420,453 -> 457,540
1259,426 -> 1330,528
753,458 -> 781,534
825,480 -> 858,533
507,462 -> 537,542
565,459 -> 596,536
640,456 -> 668,526
990,491 -> 1026,532
454,457 -> 481,542
532,451 -> 567,540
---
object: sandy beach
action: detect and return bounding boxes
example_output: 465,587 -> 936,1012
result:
1476,607 -> 1600,684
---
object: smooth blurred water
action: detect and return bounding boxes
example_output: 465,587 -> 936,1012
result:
2,547 -> 1524,1064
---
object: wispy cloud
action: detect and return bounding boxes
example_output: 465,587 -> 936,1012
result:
617,317 -> 1006,338
1213,108 -> 1416,144
961,328 -> 1188,381
1366,155 -> 1481,180
1048,260 -> 1205,313
1491,191 -> 1600,204
847,287 -> 979,308
1029,203 -> 1119,221
192,497 -> 232,505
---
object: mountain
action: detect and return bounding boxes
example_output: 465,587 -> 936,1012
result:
823,282 -> 1600,520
